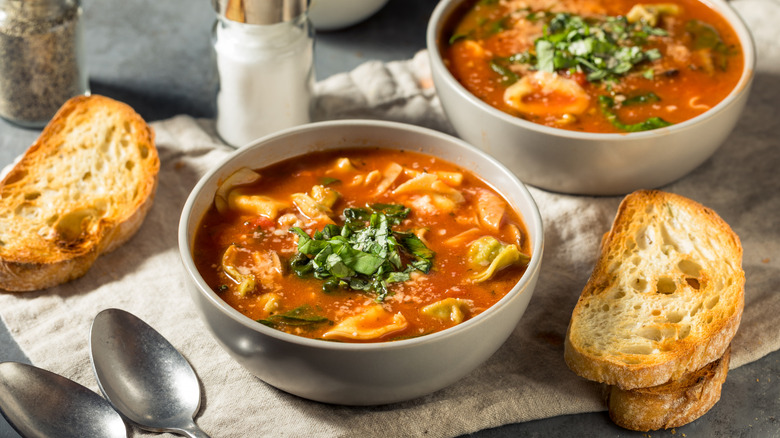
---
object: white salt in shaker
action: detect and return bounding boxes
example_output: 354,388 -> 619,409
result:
212,0 -> 314,148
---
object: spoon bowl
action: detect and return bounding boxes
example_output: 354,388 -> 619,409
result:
0,361 -> 127,438
90,308 -> 209,438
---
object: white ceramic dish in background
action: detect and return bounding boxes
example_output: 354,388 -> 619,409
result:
308,0 -> 389,31
179,120 -> 543,405
426,0 -> 756,195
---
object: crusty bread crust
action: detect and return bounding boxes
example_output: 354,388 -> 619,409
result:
607,346 -> 731,431
0,95 -> 159,291
564,190 -> 744,389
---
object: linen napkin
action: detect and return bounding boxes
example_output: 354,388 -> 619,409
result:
1,1 -> 779,436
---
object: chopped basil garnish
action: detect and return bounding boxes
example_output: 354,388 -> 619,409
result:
489,59 -> 520,85
258,305 -> 330,328
290,204 -> 434,302
516,12 -> 667,83
685,19 -> 739,70
319,176 -> 341,186
622,92 -> 661,106
598,95 -> 672,132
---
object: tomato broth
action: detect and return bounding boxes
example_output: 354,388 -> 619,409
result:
193,148 -> 531,343
443,0 -> 744,133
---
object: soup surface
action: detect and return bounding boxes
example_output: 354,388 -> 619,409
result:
193,148 -> 531,342
444,0 -> 744,133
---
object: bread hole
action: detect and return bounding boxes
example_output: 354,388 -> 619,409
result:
637,327 -> 662,342
621,345 -> 654,355
705,295 -> 719,309
601,304 -> 610,312
666,311 -> 684,324
651,309 -> 661,317
54,207 -> 98,242
631,256 -> 641,266
631,277 -> 648,291
690,303 -> 702,317
24,192 -> 40,201
659,223 -> 681,252
685,278 -> 700,290
645,204 -> 654,214
635,225 -> 654,250
677,259 -> 702,277
704,315 -> 714,324
4,170 -> 27,185
139,145 -> 149,159
125,160 -> 136,171
123,121 -> 131,132
46,214 -> 59,226
656,277 -> 676,294
14,203 -> 39,219
679,324 -> 691,339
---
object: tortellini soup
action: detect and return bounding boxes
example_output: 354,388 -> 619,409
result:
193,148 -> 531,342
443,0 -> 744,133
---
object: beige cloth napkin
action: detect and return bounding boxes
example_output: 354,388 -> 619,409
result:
1,1 -> 779,436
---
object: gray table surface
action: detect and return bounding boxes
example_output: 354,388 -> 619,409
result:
0,1 -> 777,437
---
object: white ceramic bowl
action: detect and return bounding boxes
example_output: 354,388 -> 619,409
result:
426,0 -> 756,195
179,120 -> 544,405
308,0 -> 389,31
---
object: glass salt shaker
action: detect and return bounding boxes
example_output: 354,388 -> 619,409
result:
212,0 -> 315,148
0,0 -> 88,128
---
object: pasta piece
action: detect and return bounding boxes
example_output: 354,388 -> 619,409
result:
474,188 -> 506,233
311,184 -> 340,209
504,71 -> 590,117
332,157 -> 356,172
221,245 -> 257,296
421,298 -> 473,324
291,192 -> 335,224
364,170 -> 382,186
257,293 -> 282,314
228,189 -> 289,220
322,305 -> 408,341
277,213 -> 303,230
467,236 -> 530,283
374,162 -> 404,195
435,171 -> 463,187
627,4 -> 681,26
215,168 -> 261,214
392,173 -> 465,214
443,228 -> 483,246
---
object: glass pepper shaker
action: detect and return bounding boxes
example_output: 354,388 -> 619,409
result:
0,0 -> 88,128
212,0 -> 315,148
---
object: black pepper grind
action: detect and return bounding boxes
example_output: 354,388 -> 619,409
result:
0,0 -> 88,128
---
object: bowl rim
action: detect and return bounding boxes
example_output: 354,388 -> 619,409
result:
425,0 -> 757,140
178,119 -> 545,352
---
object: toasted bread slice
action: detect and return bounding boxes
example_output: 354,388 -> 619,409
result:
564,190 -> 744,389
0,95 -> 159,291
607,345 -> 731,431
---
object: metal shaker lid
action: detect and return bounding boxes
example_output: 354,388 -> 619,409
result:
212,0 -> 308,25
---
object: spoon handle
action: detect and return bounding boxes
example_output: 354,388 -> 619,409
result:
174,422 -> 211,438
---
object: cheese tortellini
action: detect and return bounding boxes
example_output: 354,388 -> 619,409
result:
467,236 -> 530,283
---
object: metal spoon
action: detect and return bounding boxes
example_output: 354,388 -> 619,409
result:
90,308 -> 210,438
0,361 -> 127,438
